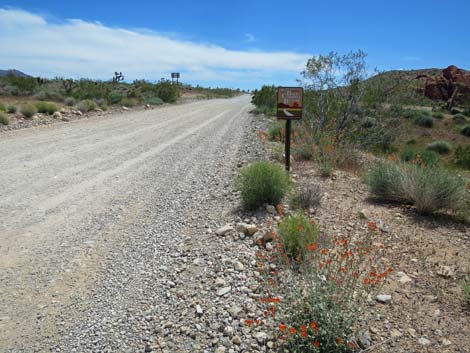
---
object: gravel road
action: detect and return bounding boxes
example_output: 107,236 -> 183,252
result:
0,95 -> 266,352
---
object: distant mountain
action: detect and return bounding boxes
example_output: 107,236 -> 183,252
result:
0,69 -> 31,78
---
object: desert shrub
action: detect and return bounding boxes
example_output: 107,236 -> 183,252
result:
363,161 -> 405,201
400,147 -> 440,167
20,104 -> 37,118
0,102 -> 5,112
99,102 -> 108,111
289,184 -> 322,210
251,85 -> 277,113
121,97 -> 138,107
432,111 -> 445,119
461,125 -> 470,137
35,101 -> 59,114
406,138 -> 417,145
252,219 -> 388,353
3,75 -> 37,95
271,144 -> 284,163
34,90 -> 64,102
277,213 -> 319,262
267,120 -> 285,141
76,99 -> 97,113
455,145 -> 470,169
64,97 -> 76,106
364,161 -> 466,214
426,141 -> 451,154
414,115 -> 434,128
108,91 -> 123,104
453,114 -> 468,124
361,116 -> 375,128
153,80 -> 179,103
144,97 -> 164,105
401,164 -> 465,214
7,105 -> 17,113
235,161 -> 291,210
0,112 -> 9,125
292,144 -> 313,161
464,283 -> 470,306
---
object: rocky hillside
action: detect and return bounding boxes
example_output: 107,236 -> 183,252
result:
0,69 -> 31,77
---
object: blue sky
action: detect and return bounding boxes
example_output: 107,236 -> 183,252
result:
0,0 -> 469,89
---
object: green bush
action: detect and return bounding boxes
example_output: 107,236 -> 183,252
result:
464,283 -> 470,306
267,120 -> 285,141
292,144 -> 313,161
414,115 -> 434,128
0,112 -> 9,125
251,85 -> 277,112
153,80 -> 179,103
108,91 -> 123,104
361,116 -> 376,128
0,102 -> 5,112
461,125 -> 470,137
289,184 -> 322,210
455,145 -> 470,169
364,161 -> 466,214
363,161 -> 405,201
35,101 -> 59,114
20,104 -> 38,118
144,97 -> 164,105
76,99 -> 97,113
64,97 -> 76,106
277,213 -> 319,261
400,147 -> 440,167
235,161 -> 291,210
401,164 -> 466,214
121,97 -> 138,107
451,108 -> 461,115
426,141 -> 451,154
453,114 -> 468,124
406,138 -> 417,145
432,111 -> 445,119
7,105 -> 17,113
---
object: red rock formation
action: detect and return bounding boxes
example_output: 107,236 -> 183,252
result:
418,65 -> 470,104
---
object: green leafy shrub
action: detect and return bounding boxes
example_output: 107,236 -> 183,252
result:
453,114 -> 468,124
432,111 -> 445,119
361,116 -> 375,128
400,147 -> 440,167
251,85 -> 277,113
414,115 -> 434,128
64,97 -> 76,106
406,138 -> 417,145
35,101 -> 59,114
277,213 -> 319,261
364,161 -> 466,214
464,283 -> 470,306
76,99 -> 97,113
7,105 -> 17,113
0,102 -> 5,112
426,141 -> 451,154
121,97 -> 138,107
235,161 -> 291,210
461,125 -> 470,137
289,184 -> 322,210
20,104 -> 38,118
153,80 -> 179,103
0,112 -> 9,125
451,108 -> 461,115
455,145 -> 470,169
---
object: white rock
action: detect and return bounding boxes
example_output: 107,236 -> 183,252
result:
437,265 -> 456,278
196,305 -> 203,316
266,205 -> 276,214
215,225 -> 234,236
418,337 -> 431,346
234,260 -> 244,271
215,347 -> 226,353
441,338 -> 451,346
215,278 -> 226,287
396,271 -> 412,284
122,106 -> 130,111
217,287 -> 231,297
52,111 -> 62,119
390,329 -> 402,338
265,242 -> 273,251
236,223 -> 258,236
224,326 -> 234,337
254,332 -> 267,344
376,294 -> 392,304
232,335 -> 241,345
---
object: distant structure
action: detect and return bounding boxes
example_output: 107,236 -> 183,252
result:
113,72 -> 124,82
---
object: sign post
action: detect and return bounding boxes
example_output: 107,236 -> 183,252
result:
277,87 -> 303,171
171,72 -> 180,85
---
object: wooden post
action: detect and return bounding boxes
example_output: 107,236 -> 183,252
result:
285,119 -> 291,171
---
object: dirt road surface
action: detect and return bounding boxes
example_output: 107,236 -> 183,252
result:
0,96 -> 256,352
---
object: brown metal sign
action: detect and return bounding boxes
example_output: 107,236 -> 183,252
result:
277,87 -> 303,119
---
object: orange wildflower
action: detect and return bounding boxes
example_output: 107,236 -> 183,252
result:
279,324 -> 286,331
337,337 -> 343,345
289,327 -> 297,334
307,243 -> 318,251
301,331 -> 308,338
368,221 -> 378,231
245,319 -> 252,327
300,325 -> 307,332
310,322 -> 318,330
297,224 -> 303,232
313,340 -> 320,348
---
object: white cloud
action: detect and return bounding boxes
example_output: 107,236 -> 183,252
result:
0,8 -> 311,87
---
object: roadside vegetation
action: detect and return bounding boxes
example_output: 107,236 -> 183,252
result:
243,50 -> 470,352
